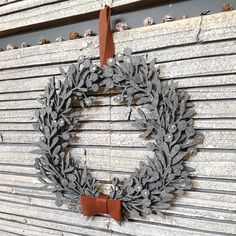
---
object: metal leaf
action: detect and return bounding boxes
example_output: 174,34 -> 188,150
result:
172,152 -> 187,165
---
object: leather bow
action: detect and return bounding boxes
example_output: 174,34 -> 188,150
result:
80,194 -> 123,221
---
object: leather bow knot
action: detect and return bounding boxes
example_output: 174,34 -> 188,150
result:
80,195 -> 123,221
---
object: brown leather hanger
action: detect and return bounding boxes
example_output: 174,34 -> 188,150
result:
99,6 -> 114,66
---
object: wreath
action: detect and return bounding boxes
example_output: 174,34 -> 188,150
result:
34,48 -> 204,221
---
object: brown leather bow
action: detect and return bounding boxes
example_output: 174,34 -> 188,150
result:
80,194 -> 123,221
99,6 -> 114,66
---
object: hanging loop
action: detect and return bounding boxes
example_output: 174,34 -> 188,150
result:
99,6 -> 114,66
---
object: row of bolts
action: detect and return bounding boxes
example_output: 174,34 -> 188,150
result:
0,3 -> 234,51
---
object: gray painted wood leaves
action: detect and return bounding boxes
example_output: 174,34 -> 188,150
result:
34,48 -> 203,219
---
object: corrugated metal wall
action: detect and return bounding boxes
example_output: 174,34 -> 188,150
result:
0,1 -> 235,235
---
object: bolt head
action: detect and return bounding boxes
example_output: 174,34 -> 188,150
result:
141,189 -> 150,198
107,58 -> 115,66
91,65 -> 97,72
188,147 -> 197,156
168,124 -> 177,133
117,53 -> 124,61
78,55 -> 85,63
58,118 -> 65,127
39,136 -> 46,142
113,95 -> 123,103
164,133 -> 173,142
135,184 -> 142,192
85,98 -> 92,106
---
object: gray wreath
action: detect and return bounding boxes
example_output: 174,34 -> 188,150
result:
33,48 -> 204,220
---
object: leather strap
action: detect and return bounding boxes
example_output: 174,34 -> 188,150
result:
99,6 -> 114,66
